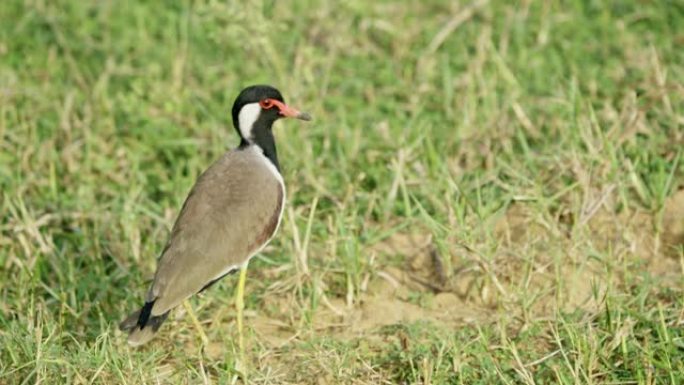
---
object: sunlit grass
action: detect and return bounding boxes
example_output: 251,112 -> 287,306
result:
1,0 -> 683,383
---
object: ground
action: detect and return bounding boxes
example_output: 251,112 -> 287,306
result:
1,0 -> 683,384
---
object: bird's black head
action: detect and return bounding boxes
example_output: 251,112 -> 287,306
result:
231,85 -> 311,143
230,85 -> 311,169
231,85 -> 284,132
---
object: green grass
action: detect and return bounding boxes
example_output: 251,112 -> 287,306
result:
1,0 -> 683,383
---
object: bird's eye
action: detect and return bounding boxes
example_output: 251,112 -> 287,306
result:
259,99 -> 274,109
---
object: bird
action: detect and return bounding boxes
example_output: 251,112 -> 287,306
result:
119,85 -> 311,346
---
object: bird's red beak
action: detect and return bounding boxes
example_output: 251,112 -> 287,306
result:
271,100 -> 312,121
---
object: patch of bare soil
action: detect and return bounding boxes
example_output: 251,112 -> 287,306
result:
351,231 -> 493,330
491,202 -> 610,315
662,188 -> 684,259
350,189 -> 680,335
584,189 -> 684,279
244,190 -> 684,359
351,267 -> 488,332
246,231 -> 492,348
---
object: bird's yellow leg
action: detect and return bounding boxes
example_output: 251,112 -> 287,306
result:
235,260 -> 249,375
183,300 -> 208,346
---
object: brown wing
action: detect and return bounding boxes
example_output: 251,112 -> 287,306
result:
147,148 -> 284,316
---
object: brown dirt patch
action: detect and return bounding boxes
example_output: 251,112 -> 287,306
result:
662,188 -> 684,258
247,191 -> 683,350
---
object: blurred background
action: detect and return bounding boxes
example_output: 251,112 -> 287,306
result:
1,0 -> 682,383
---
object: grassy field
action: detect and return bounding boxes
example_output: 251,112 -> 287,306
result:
1,0 -> 683,383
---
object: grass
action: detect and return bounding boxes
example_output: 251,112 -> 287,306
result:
1,0 -> 683,383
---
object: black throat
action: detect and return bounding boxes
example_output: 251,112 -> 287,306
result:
239,113 -> 281,171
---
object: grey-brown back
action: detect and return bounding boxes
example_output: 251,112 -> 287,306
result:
147,147 -> 284,316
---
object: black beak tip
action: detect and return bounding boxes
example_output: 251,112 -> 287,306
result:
297,112 -> 312,121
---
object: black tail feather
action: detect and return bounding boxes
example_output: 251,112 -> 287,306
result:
120,300 -> 170,346
137,300 -> 155,329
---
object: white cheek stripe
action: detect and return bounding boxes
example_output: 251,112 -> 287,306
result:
238,103 -> 261,140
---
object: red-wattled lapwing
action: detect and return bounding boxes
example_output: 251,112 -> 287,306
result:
120,85 -> 311,346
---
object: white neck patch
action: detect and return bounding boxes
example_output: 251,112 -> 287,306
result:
238,103 -> 261,141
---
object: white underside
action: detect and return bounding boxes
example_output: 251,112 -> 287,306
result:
209,145 -> 285,281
